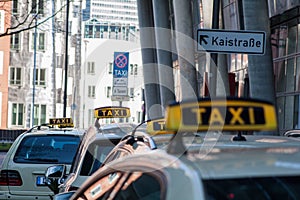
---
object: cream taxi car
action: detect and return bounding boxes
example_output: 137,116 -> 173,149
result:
46,107 -> 133,197
70,98 -> 300,200
0,118 -> 84,200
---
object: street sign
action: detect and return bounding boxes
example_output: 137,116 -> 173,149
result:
197,29 -> 265,54
113,52 -> 129,78
113,86 -> 128,96
112,52 -> 129,101
113,77 -> 128,87
111,96 -> 130,101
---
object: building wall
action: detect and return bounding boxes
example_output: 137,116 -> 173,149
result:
80,39 -> 143,128
0,3 -> 10,129
7,0 -> 77,128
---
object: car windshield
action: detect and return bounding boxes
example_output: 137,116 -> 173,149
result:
13,135 -> 81,164
203,176 -> 300,200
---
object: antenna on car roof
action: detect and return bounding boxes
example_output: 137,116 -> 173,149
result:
232,131 -> 247,141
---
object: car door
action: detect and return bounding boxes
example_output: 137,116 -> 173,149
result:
70,164 -> 167,200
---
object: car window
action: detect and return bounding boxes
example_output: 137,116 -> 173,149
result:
78,171 -> 162,200
80,139 -> 120,176
203,176 -> 300,200
13,135 -> 80,164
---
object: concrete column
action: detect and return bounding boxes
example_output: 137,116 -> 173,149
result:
152,0 -> 175,110
172,0 -> 198,100
137,0 -> 162,119
242,0 -> 277,135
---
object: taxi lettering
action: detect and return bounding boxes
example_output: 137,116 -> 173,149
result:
49,118 -> 72,125
94,107 -> 131,118
186,106 -> 264,126
114,70 -> 128,76
153,121 -> 166,131
100,109 -> 127,117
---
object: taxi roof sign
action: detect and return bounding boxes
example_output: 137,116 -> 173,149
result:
165,98 -> 277,132
94,106 -> 130,119
146,118 -> 175,136
49,118 -> 74,127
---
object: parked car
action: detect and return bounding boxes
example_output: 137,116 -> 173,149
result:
0,118 -> 84,200
70,98 -> 300,200
45,106 -> 140,199
49,125 -> 171,199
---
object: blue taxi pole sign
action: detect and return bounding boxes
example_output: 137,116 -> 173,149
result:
112,52 -> 129,98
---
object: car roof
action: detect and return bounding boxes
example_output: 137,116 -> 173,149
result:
92,134 -> 300,179
23,128 -> 85,136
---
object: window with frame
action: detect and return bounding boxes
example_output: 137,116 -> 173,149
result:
33,104 -> 46,126
12,0 -> 18,14
11,33 -> 20,50
34,68 -> 46,86
134,64 -> 138,75
31,0 -> 44,14
11,103 -> 24,126
106,86 -> 111,98
108,62 -> 113,74
87,62 -> 95,74
88,85 -> 96,98
130,88 -> 134,97
130,64 -> 138,75
31,32 -> 45,51
10,67 -> 22,86
88,109 -> 94,127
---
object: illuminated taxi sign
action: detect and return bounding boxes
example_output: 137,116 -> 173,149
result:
146,118 -> 174,135
165,98 -> 277,131
94,106 -> 130,119
49,118 -> 74,127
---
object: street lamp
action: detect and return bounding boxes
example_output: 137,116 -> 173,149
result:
63,0 -> 70,117
32,15 -> 38,127
82,40 -> 89,128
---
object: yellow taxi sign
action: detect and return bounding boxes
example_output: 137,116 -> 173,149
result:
94,106 -> 130,119
165,98 -> 277,132
49,118 -> 74,127
146,118 -> 175,136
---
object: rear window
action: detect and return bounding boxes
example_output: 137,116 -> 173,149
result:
203,176 -> 300,200
13,135 -> 80,164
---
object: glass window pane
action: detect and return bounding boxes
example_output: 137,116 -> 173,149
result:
40,105 -> 46,124
12,104 -> 17,125
40,69 -> 46,85
39,33 -> 45,50
286,58 -> 295,92
287,25 -> 297,54
16,68 -> 21,84
18,104 -> 23,125
34,104 -> 39,125
10,68 -> 15,85
274,60 -> 286,93
14,135 -> 81,164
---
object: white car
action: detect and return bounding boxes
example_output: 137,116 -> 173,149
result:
0,118 -> 85,200
70,98 -> 300,200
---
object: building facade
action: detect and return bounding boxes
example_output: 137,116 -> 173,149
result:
0,3 -> 10,129
7,0 -> 78,129
80,0 -> 143,128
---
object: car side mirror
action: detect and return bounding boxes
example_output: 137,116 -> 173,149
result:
46,165 -> 66,178
45,165 -> 66,194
